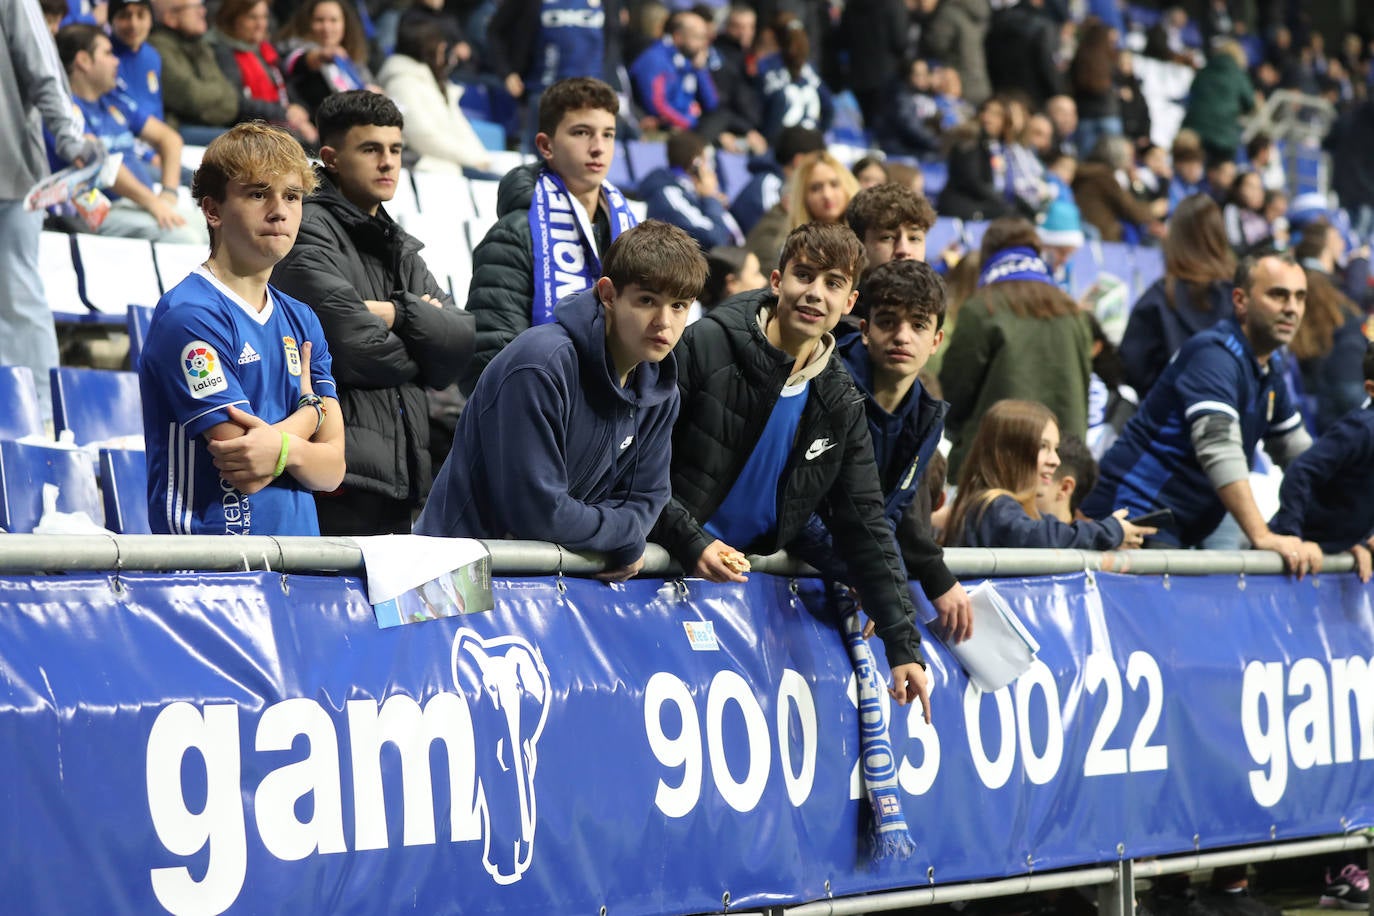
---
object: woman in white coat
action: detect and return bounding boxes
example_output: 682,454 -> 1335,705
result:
377,20 -> 492,174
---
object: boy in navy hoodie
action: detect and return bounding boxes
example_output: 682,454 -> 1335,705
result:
415,221 -> 707,581
1270,342 -> 1374,582
791,258 -> 972,643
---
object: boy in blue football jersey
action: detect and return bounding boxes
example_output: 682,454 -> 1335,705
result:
52,24 -> 200,242
138,122 -> 345,535
107,0 -> 161,122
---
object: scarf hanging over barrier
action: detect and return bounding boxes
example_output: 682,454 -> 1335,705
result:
841,609 -> 917,862
977,245 -> 1057,288
529,168 -> 637,326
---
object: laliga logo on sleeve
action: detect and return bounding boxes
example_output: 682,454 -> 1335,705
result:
181,341 -> 227,399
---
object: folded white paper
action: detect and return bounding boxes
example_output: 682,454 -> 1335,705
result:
353,535 -> 489,604
941,580 -> 1040,692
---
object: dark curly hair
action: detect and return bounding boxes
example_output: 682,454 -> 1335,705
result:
860,259 -> 948,331
845,182 -> 937,240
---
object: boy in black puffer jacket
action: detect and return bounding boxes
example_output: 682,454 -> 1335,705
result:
651,222 -> 934,716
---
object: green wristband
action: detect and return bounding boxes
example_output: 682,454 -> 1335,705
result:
273,432 -> 289,478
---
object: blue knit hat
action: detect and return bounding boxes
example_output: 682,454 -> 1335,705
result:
1037,196 -> 1085,248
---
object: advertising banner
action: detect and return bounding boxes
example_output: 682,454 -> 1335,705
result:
0,569 -> 1371,915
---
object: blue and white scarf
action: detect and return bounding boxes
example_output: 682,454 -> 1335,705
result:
842,610 -> 917,862
977,246 -> 1057,288
528,168 -> 637,326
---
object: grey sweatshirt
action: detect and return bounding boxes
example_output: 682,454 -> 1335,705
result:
0,0 -> 92,200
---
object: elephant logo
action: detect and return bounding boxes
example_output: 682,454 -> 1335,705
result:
451,629 -> 552,885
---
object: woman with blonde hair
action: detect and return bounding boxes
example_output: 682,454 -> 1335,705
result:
1180,38 -> 1256,163
744,151 -> 859,269
1118,194 -> 1236,395
942,399 -> 1152,548
788,150 -> 859,229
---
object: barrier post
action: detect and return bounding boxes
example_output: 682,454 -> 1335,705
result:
1099,858 -> 1136,916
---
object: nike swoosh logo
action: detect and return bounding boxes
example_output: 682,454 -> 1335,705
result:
804,439 -> 839,460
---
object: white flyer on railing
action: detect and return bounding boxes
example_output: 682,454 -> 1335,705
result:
352,535 -> 493,627
939,580 -> 1040,692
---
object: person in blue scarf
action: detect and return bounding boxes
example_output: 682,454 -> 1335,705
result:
280,0 -> 377,118
939,219 -> 1094,477
460,77 -> 638,394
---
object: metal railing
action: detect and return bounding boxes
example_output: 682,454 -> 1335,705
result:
1242,89 -> 1336,147
1241,89 -> 1337,199
732,834 -> 1374,916
0,534 -> 1358,578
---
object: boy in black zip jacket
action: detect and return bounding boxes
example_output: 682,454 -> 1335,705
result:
789,259 -> 973,643
651,222 -> 933,715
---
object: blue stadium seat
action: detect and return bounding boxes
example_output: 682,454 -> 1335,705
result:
826,90 -> 871,147
1237,34 -> 1264,68
922,161 -> 949,199
127,304 -> 155,371
0,440 -> 103,533
1098,242 -> 1137,302
926,217 -> 961,259
99,447 -> 149,534
625,139 -> 669,184
469,117 -> 507,152
1131,246 -> 1165,298
0,366 -> 45,441
1067,245 -> 1101,300
716,150 -> 751,202
50,367 -> 143,447
962,220 -> 989,252
606,140 -> 636,195
455,80 -> 493,121
1125,5 -> 1161,28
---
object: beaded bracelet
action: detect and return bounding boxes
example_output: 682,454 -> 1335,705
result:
297,393 -> 325,436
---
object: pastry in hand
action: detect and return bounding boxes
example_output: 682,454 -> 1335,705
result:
720,549 -> 751,574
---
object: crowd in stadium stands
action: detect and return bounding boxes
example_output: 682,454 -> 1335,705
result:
6,0 -> 1374,904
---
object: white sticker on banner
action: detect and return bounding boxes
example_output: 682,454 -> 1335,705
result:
683,621 -> 719,651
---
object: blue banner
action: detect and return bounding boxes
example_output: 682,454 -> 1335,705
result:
0,569 -> 1372,915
